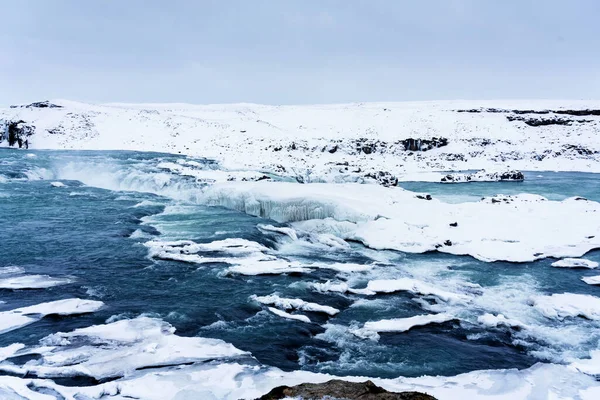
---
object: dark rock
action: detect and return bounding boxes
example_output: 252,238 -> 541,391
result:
401,137 -> 448,152
563,145 -> 596,156
255,175 -> 271,181
328,145 -> 338,154
365,171 -> 398,187
257,379 -> 436,400
506,115 -> 592,126
10,100 -> 63,109
444,240 -> 453,246
586,236 -> 595,239
500,171 -> 524,181
450,222 -> 458,227
574,197 -> 588,201
416,194 -> 433,201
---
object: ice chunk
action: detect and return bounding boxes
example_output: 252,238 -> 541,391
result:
353,278 -> 470,304
353,313 -> 455,340
226,258 -> 311,275
551,258 -> 599,269
251,294 -> 339,316
582,275 -> 600,285
0,299 -> 104,334
311,280 -> 350,294
267,307 -> 311,323
0,344 -> 25,362
0,275 -> 72,290
532,293 -> 600,320
570,350 -> 600,375
50,181 -> 66,187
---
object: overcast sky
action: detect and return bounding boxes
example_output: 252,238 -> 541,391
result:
2,0 -> 599,105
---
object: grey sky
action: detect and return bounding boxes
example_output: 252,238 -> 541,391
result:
2,0 -> 599,105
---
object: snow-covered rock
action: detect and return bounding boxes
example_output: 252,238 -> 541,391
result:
440,169 -> 524,183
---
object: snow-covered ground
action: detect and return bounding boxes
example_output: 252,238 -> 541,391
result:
3,99 -> 600,181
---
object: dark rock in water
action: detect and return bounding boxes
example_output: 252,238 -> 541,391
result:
365,171 -> 398,187
416,194 -> 433,201
258,379 -> 436,400
401,137 -> 448,152
10,100 -> 63,109
500,171 -> 524,181
450,222 -> 458,227
441,170 -> 524,183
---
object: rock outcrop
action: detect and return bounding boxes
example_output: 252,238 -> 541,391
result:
258,379 -> 436,400
441,169 -> 524,183
10,100 -> 62,109
1,120 -> 36,148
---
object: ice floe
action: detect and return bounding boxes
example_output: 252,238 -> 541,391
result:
267,307 -> 311,323
251,294 -> 339,316
531,293 -> 600,320
0,299 -> 104,335
352,278 -> 470,304
0,275 -> 72,290
551,258 -> 599,269
582,275 -> 600,285
50,181 -> 66,187
352,313 -> 455,340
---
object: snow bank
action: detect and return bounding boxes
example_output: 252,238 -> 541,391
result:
531,293 -> 600,320
0,299 -> 104,334
201,181 -> 600,263
0,275 -> 72,290
251,294 -> 339,316
551,258 -> 599,269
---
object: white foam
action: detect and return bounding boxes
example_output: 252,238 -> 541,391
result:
477,313 -> 527,330
50,181 -> 66,187
311,280 -> 350,294
0,275 -> 72,290
251,294 -> 339,316
551,258 -> 599,269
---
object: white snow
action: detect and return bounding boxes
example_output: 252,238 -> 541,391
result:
0,299 -> 104,335
0,275 -> 72,290
551,258 -> 599,269
4,99 -> 600,180
267,307 -> 311,323
353,313 -> 455,340
251,294 -> 339,316
531,293 -> 600,320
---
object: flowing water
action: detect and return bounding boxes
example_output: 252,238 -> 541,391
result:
1,148 -> 600,385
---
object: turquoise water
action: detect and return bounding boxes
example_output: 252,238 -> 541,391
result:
1,148 -> 600,383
